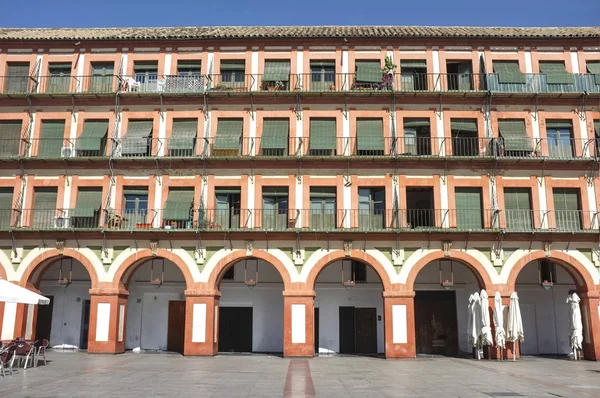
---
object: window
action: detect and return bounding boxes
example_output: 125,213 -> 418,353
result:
262,187 -> 289,230
356,118 -> 384,156
5,62 -> 30,93
123,188 -> 149,229
455,187 -> 483,230
450,118 -> 479,156
503,188 -> 533,231
310,187 -> 336,230
401,60 -> 427,90
310,61 -> 335,91
351,261 -> 367,283
594,119 -> 600,156
446,61 -> 473,91
120,120 -> 153,157
262,60 -> 290,90
539,62 -> 573,85
586,61 -> 600,85
169,119 -> 198,157
358,188 -> 385,230
71,188 -> 103,228
261,119 -> 289,156
309,118 -> 336,156
163,188 -> 194,228
540,261 -> 557,284
552,188 -> 581,231
213,118 -> 243,156
219,60 -> 246,88
492,61 -> 525,84
90,62 -> 114,93
546,120 -> 574,158
402,118 -> 431,156
0,120 -> 23,157
48,63 -> 71,93
38,120 -> 66,158
133,61 -> 159,91
0,188 -> 14,229
177,61 -> 201,76
497,119 -> 532,157
32,187 -> 58,228
405,187 -> 434,228
222,267 -> 235,281
354,60 -> 382,89
213,188 -> 241,229
76,119 -> 109,157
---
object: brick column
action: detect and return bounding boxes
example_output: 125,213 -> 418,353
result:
383,292 -> 415,358
87,290 -> 128,354
580,292 -> 600,361
183,292 -> 220,356
283,291 -> 315,357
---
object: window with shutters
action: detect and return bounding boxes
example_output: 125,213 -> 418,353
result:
5,62 -> 30,93
177,61 -> 201,76
219,60 -> 246,88
594,119 -> 600,156
446,61 -> 473,91
405,187 -> 434,228
354,60 -> 382,89
48,63 -> 72,93
310,61 -> 336,91
213,188 -> 241,229
358,188 -> 385,230
455,187 -> 483,230
546,120 -> 574,158
0,188 -> 14,229
71,188 -> 103,228
134,61 -> 158,84
309,118 -> 337,156
32,187 -> 58,228
169,119 -> 198,157
213,118 -> 243,156
76,119 -> 109,156
38,120 -> 66,158
123,188 -> 149,229
262,187 -> 289,230
539,62 -> 573,85
90,62 -> 114,93
260,119 -> 289,156
351,261 -> 367,283
402,118 -> 431,156
497,119 -> 532,157
450,118 -> 479,156
0,120 -> 23,157
503,188 -> 533,231
121,119 -> 153,157
492,61 -> 526,85
401,60 -> 428,90
309,187 -> 336,230
552,188 -> 581,231
163,188 -> 194,228
262,60 -> 290,90
356,118 -> 384,156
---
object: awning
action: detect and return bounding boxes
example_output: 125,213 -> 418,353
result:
403,118 -> 430,128
220,60 -> 245,71
310,61 -> 336,69
540,62 -> 573,85
357,119 -> 384,151
261,119 -> 289,150
121,120 -> 152,155
401,60 -> 427,69
498,119 -> 532,151
546,120 -> 573,130
309,119 -> 336,150
263,61 -> 290,82
493,61 -> 526,84
214,119 -> 242,150
169,119 -> 197,150
71,189 -> 103,218
587,62 -> 600,85
76,120 -> 108,151
163,190 -> 194,221
39,121 -> 65,158
451,119 -> 478,133
356,61 -> 382,83
0,278 -> 50,305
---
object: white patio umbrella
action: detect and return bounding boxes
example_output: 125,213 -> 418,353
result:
493,292 -> 506,359
0,278 -> 50,305
566,292 -> 583,360
506,292 -> 524,361
480,290 -> 494,360
471,292 -> 482,359
467,294 -> 476,349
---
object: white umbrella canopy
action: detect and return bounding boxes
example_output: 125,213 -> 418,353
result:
471,292 -> 482,359
467,294 -> 476,348
506,292 -> 524,360
0,278 -> 50,305
493,292 -> 506,350
480,290 -> 493,347
566,292 -> 583,357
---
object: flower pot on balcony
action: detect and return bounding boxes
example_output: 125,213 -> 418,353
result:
136,222 -> 152,229
329,84 -> 336,91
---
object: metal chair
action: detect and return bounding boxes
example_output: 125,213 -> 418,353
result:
0,350 -> 13,376
14,342 -> 35,369
36,339 -> 49,367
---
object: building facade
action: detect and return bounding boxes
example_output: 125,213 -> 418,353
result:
0,26 -> 599,359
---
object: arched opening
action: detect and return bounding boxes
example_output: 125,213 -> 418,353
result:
412,258 -> 483,357
313,259 -> 384,356
123,257 -> 187,353
217,257 -> 285,354
515,258 -> 584,357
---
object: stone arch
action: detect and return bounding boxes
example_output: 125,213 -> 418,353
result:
405,250 -> 494,292
305,250 -> 393,292
19,248 -> 100,289
207,249 -> 293,292
114,249 -> 195,291
506,250 -> 597,293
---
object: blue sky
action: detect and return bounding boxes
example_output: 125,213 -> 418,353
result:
0,0 -> 598,28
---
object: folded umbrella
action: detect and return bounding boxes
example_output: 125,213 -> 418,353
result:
566,292 -> 583,360
493,292 -> 506,352
506,292 -> 524,361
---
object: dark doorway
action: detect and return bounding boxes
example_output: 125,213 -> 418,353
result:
79,299 -> 91,350
167,301 -> 186,353
339,306 -> 377,355
35,295 -> 54,343
314,307 -> 320,354
219,307 -> 253,353
414,291 -> 458,356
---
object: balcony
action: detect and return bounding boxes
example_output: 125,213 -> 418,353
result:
487,73 -> 600,94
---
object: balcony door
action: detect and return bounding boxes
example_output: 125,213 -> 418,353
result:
123,188 -> 149,229
214,189 -> 241,229
310,188 -> 336,230
262,188 -> 288,230
358,188 -> 385,230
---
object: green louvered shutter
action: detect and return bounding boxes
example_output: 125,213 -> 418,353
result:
6,63 -> 30,93
498,119 -> 532,152
261,119 -> 289,154
356,119 -> 384,154
455,187 -> 483,230
39,120 -> 65,158
504,188 -> 532,230
595,120 -> 600,137
48,63 -> 72,93
356,61 -> 382,83
134,62 -> 158,73
220,60 -> 245,71
493,61 -> 526,84
553,188 -> 581,231
403,118 -> 430,128
169,119 -> 198,153
309,119 -> 336,153
587,62 -> 600,85
178,61 -> 201,76
0,120 -> 23,157
121,120 -> 152,155
0,188 -> 14,229
451,119 -> 478,132
90,62 -> 114,93
33,188 -> 58,228
72,188 -> 103,217
76,120 -> 108,152
214,119 -> 243,151
540,62 -> 573,85
163,189 -> 194,221
263,61 -> 290,82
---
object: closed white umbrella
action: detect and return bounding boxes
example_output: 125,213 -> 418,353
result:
506,292 -> 524,361
0,278 -> 50,305
467,294 -> 476,349
472,292 -> 482,359
480,290 -> 494,361
566,292 -> 583,360
493,292 -> 506,359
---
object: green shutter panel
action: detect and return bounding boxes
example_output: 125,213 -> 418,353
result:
33,188 -> 58,228
498,119 -> 532,151
90,63 -> 114,93
169,119 -> 198,150
48,63 -> 72,93
6,63 -> 30,93
553,188 -> 580,231
546,120 -> 573,130
503,188 -> 532,230
177,61 -> 201,75
214,119 -> 243,150
451,119 -> 478,132
220,60 -> 245,71
134,62 -> 158,73
72,189 -> 103,217
540,62 -> 573,85
0,188 -> 14,229
356,119 -> 384,152
163,190 -> 194,221
121,120 -> 153,155
356,61 -> 382,83
594,120 -> 600,137
403,118 -> 430,128
493,62 -> 526,84
261,119 -> 289,150
309,119 -> 336,151
123,188 -> 149,196
76,120 -> 109,151
587,62 -> 600,85
0,121 -> 23,157
38,121 -> 65,158
401,60 -> 427,69
263,61 -> 290,82
455,188 -> 482,230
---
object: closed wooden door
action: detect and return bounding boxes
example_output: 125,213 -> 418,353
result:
35,295 -> 54,343
167,301 -> 186,353
355,308 -> 377,354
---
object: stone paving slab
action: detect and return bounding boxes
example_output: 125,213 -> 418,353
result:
0,351 -> 599,397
